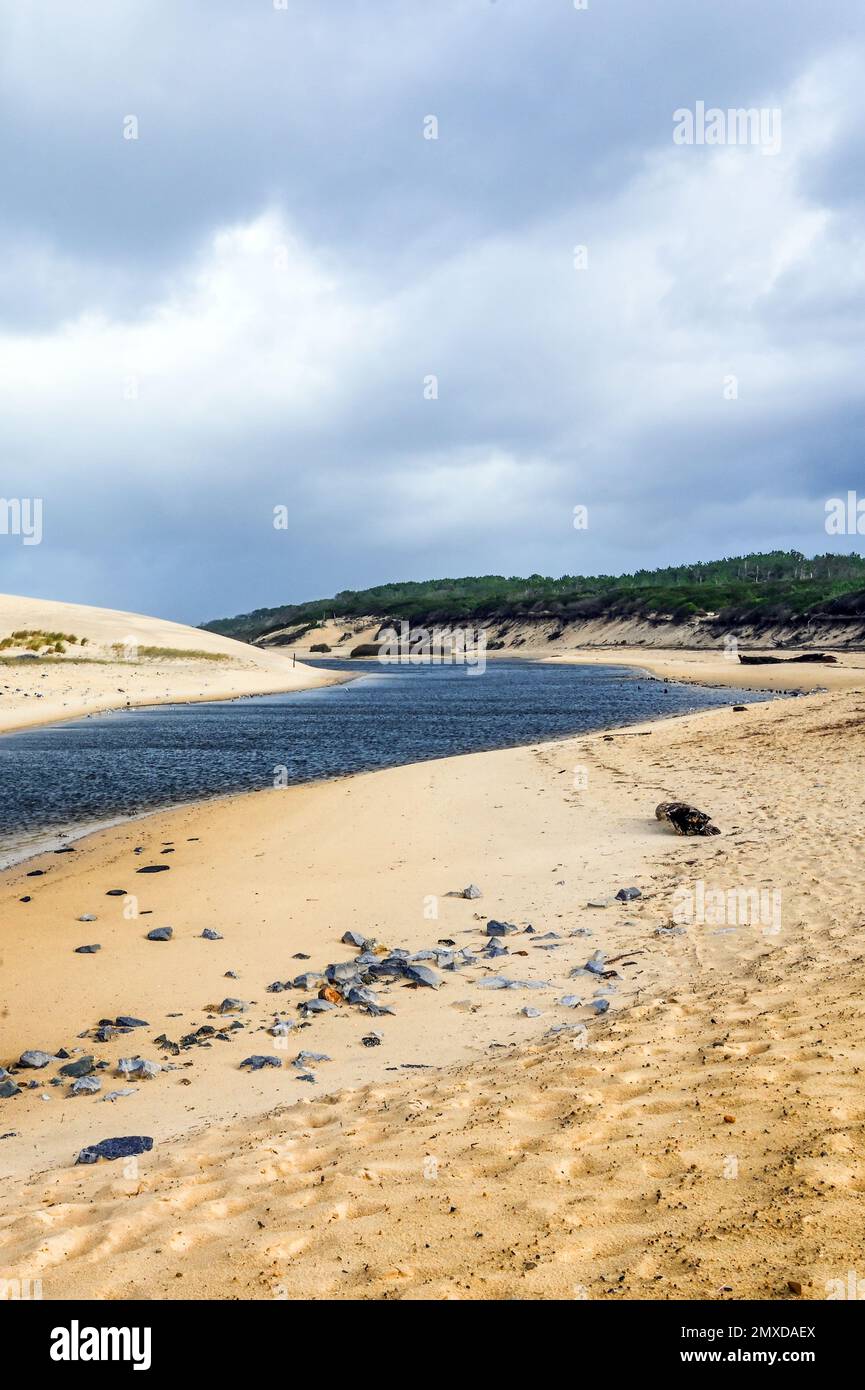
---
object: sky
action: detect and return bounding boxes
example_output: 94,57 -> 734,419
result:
0,0 -> 864,625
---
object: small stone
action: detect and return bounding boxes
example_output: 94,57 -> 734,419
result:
521,1007 -> 541,1018
146,927 -> 172,942
362,1032 -> 382,1047
787,1280 -> 802,1296
136,865 -> 171,874
59,1056 -> 94,1079
590,999 -> 610,1015
723,1114 -> 736,1124
239,1055 -> 281,1071
18,1050 -> 55,1069
70,1076 -> 101,1096
462,884 -> 482,899
615,887 -> 641,901
75,944 -> 101,954
201,928 -> 223,940
115,1016 -> 149,1029
484,920 -> 517,937
77,914 -> 97,922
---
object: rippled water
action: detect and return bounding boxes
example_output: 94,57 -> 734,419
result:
0,658 -> 774,861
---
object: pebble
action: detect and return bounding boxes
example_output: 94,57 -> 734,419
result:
75,944 -> 101,954
240,1055 -> 282,1071
484,920 -> 518,937
146,927 -> 173,942
521,1007 -> 541,1018
136,865 -> 171,874
70,1076 -> 101,1096
18,1050 -> 55,1069
77,914 -> 97,922
461,884 -> 482,899
201,928 -> 223,940
615,887 -> 641,901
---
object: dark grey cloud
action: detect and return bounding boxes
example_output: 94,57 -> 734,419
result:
0,0 -> 863,622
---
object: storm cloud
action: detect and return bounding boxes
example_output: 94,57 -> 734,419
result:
0,0 -> 863,622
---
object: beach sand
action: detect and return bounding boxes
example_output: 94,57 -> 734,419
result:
1,657 -> 864,1300
0,593 -> 344,735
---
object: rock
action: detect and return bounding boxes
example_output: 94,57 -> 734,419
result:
75,944 -> 101,954
115,1016 -> 149,1028
462,884 -> 482,899
117,1058 -> 160,1080
105,889 -> 127,897
341,930 -> 370,949
217,998 -> 246,1014
559,995 -> 583,1008
404,963 -> 440,988
293,972 -> 325,991
1,1080 -> 22,1099
615,887 -> 641,901
482,940 -> 508,958
590,999 -> 610,1014
655,801 -> 720,837
102,1089 -> 136,1103
18,1050 -> 55,1069
787,1280 -> 802,1296
136,865 -> 171,874
587,898 -> 612,909
269,1020 -> 294,1036
298,998 -> 336,1016
293,1051 -> 331,1067
521,1007 -> 541,1018
201,928 -> 223,940
362,1032 -> 382,1047
70,1076 -> 101,1096
75,1136 -> 153,1164
59,1056 -> 94,1079
484,920 -> 518,937
239,1055 -> 281,1071
146,927 -> 172,941
77,914 -> 97,922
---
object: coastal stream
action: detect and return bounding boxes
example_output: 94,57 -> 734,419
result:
0,659 -> 775,863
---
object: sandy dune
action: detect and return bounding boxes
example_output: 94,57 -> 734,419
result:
2,666 -> 865,1300
0,593 -> 343,734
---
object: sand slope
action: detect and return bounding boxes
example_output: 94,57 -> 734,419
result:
2,679 -> 865,1299
0,593 -> 343,734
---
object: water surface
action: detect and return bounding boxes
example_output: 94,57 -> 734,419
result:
0,658 -> 774,863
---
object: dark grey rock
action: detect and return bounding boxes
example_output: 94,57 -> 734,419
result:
484,920 -> 518,937
18,1050 -> 55,1069
240,1055 -> 282,1071
75,1136 -> 154,1164
59,1056 -> 94,1079
201,928 -> 223,940
146,927 -> 172,942
75,944 -> 101,954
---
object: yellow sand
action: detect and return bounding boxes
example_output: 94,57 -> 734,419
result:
544,645 -> 865,693
0,593 -> 344,734
0,655 -> 864,1300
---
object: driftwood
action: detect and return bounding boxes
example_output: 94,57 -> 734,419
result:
737,652 -> 837,666
655,801 -> 720,836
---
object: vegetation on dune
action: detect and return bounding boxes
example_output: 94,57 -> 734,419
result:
202,551 -> 865,642
0,629 -> 85,654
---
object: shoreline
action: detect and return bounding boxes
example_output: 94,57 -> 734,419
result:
0,661 -> 775,872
